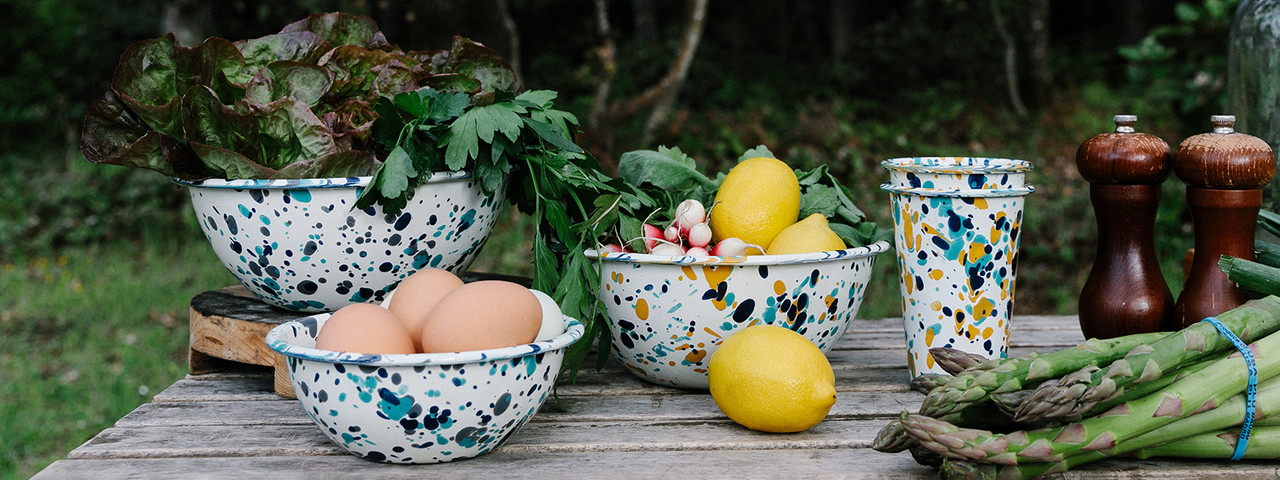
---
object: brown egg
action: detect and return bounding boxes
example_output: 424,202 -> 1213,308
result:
315,303 -> 416,354
388,268 -> 465,351
419,280 -> 542,353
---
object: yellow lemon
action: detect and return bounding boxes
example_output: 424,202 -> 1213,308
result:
767,213 -> 847,255
709,157 -> 800,248
708,325 -> 836,433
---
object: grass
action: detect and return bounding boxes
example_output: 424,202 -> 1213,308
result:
0,238 -> 235,479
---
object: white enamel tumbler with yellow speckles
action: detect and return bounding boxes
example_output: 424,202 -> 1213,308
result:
881,157 -> 1035,378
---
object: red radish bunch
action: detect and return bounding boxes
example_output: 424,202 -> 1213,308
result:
598,199 -> 765,257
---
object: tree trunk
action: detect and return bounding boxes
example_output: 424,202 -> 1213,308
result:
585,0 -> 709,171
640,0 -> 708,145
161,0 -> 211,46
990,0 -> 1028,117
496,0 -> 523,84
1024,0 -> 1051,109
831,1 -> 855,64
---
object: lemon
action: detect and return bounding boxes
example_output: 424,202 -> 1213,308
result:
709,157 -> 800,248
767,213 -> 847,255
708,325 -> 836,433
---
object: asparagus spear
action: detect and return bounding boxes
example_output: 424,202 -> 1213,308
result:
912,373 -> 951,394
937,377 -> 1280,479
903,325 -> 1280,465
1258,209 -> 1280,238
931,347 -> 993,375
1130,425 -> 1280,460
919,332 -> 1168,418
1012,296 -> 1280,424
1254,240 -> 1280,268
1012,356 -> 1216,424
1220,255 -> 1280,297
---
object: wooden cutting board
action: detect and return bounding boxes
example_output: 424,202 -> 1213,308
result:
188,286 -> 301,398
187,273 -> 532,399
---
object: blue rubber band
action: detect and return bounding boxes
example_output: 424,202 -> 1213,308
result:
1202,316 -> 1257,460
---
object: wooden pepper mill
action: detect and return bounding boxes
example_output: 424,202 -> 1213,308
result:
1173,115 -> 1276,327
1076,114 -> 1176,338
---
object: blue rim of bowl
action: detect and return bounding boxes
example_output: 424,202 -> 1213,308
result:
583,240 -> 890,266
172,171 -> 472,189
880,183 -> 1036,198
881,157 -> 1033,174
266,316 -> 585,365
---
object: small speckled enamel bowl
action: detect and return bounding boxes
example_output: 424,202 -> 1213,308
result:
178,172 -> 504,312
265,303 -> 583,464
585,242 -> 889,389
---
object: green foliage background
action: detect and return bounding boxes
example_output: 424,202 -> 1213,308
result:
0,0 -> 1258,477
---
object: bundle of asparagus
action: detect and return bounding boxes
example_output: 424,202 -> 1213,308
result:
873,295 -> 1280,479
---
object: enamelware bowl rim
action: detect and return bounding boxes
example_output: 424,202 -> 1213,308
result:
172,170 -> 472,189
880,156 -> 1033,174
583,240 -> 889,266
267,315 -> 584,366
880,183 -> 1036,197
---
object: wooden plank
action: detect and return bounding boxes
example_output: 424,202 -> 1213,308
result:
150,370 -> 279,403
114,389 -> 922,429
39,448 -> 1280,479
38,449 -> 941,479
69,417 -> 902,460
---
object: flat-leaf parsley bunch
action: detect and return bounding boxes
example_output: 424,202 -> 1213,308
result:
360,86 -> 658,377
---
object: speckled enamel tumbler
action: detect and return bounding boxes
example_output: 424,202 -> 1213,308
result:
881,157 -> 1035,377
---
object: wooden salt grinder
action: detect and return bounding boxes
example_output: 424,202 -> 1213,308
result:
1174,115 -> 1276,327
1076,115 -> 1175,338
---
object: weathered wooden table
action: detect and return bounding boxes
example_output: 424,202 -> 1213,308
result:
35,314 -> 1280,479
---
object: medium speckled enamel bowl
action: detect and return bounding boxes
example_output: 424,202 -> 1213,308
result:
178,172 -> 504,312
585,241 -> 889,389
266,305 -> 584,464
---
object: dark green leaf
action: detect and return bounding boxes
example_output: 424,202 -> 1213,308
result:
738,144 -> 776,161
522,117 -> 583,153
617,148 -> 716,192
798,183 -> 840,218
393,90 -> 428,118
380,146 -> 417,195
515,90 -> 558,109
544,199 -> 575,245
444,107 -> 485,169
428,90 -> 471,121
532,238 -> 559,294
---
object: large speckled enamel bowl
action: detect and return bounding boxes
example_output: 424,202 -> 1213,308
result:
266,306 -> 584,464
178,172 -> 504,312
585,241 -> 890,389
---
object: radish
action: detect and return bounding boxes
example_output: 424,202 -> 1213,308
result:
673,199 -> 706,234
600,244 -> 624,253
664,224 -> 681,243
686,246 -> 710,257
641,223 -> 664,250
686,222 -> 712,248
710,237 -> 765,256
649,242 -> 686,256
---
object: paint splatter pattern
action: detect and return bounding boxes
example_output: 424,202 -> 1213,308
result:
882,157 -> 1033,378
591,243 -> 888,389
181,173 -> 503,312
267,314 -> 584,464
